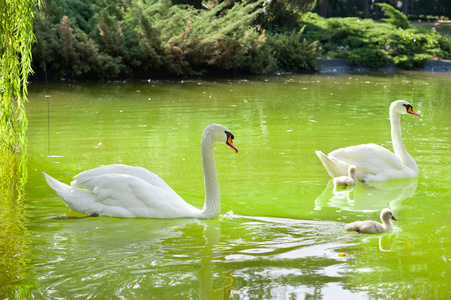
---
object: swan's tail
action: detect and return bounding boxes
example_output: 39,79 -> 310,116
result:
44,172 -> 72,200
345,221 -> 362,232
44,172 -> 95,214
315,150 -> 344,178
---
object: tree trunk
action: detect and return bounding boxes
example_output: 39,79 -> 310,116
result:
332,0 -> 339,10
374,0 -> 380,20
362,0 -> 369,18
402,0 -> 408,15
346,0 -> 352,16
320,0 -> 330,17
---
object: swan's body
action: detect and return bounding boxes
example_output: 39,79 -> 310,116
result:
44,124 -> 238,219
333,165 -> 358,188
345,208 -> 397,234
316,100 -> 420,182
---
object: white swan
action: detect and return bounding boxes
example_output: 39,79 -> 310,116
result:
345,208 -> 397,234
316,100 -> 420,182
44,124 -> 238,219
333,165 -> 358,188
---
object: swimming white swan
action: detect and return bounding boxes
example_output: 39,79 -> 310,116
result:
345,208 -> 397,234
333,165 -> 358,188
316,100 -> 420,182
44,124 -> 238,219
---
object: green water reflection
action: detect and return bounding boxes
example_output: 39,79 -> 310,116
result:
0,151 -> 34,298
2,72 -> 450,299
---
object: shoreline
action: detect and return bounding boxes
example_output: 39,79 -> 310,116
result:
29,59 -> 451,82
317,58 -> 451,73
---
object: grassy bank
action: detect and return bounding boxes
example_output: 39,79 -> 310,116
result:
301,12 -> 451,70
411,20 -> 451,36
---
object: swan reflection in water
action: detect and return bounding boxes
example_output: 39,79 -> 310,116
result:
43,210 -> 358,298
379,232 -> 397,251
314,178 -> 418,212
44,216 -> 237,299
197,219 -> 236,300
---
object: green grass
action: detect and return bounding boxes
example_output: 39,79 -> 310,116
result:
411,21 -> 451,36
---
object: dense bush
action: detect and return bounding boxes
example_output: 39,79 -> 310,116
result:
31,1 -> 451,78
377,3 -> 410,30
347,48 -> 390,68
31,0 -> 319,79
267,27 -> 319,71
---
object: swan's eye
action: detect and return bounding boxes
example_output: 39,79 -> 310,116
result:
403,104 -> 420,116
225,131 -> 234,140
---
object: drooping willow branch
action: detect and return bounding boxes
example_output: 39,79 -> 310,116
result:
0,0 -> 40,152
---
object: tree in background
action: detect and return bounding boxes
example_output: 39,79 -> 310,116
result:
0,0 -> 37,152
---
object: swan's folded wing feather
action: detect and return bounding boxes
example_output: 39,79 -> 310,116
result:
72,164 -> 172,191
316,150 -> 350,177
77,173 -> 198,218
329,143 -> 406,174
357,221 -> 383,234
346,220 -> 383,234
345,221 -> 362,231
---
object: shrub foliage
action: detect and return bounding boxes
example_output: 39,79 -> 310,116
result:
32,0 -> 318,78
301,10 -> 451,69
377,3 -> 410,30
31,1 -> 451,78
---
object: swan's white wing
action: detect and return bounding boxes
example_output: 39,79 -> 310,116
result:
346,220 -> 383,234
359,221 -> 384,234
72,164 -> 173,191
328,143 -> 406,175
78,173 -> 200,218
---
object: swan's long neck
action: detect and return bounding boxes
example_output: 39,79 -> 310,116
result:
390,110 -> 417,171
199,135 -> 221,219
382,218 -> 393,232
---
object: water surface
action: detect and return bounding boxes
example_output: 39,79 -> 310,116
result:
2,72 -> 450,299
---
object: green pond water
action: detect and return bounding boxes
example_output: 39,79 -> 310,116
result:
1,72 -> 451,299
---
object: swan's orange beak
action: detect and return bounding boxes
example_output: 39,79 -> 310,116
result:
226,135 -> 238,153
407,106 -> 420,117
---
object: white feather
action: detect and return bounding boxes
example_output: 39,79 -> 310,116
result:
333,165 -> 358,187
316,100 -> 420,182
44,124 -> 238,219
345,208 -> 397,234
